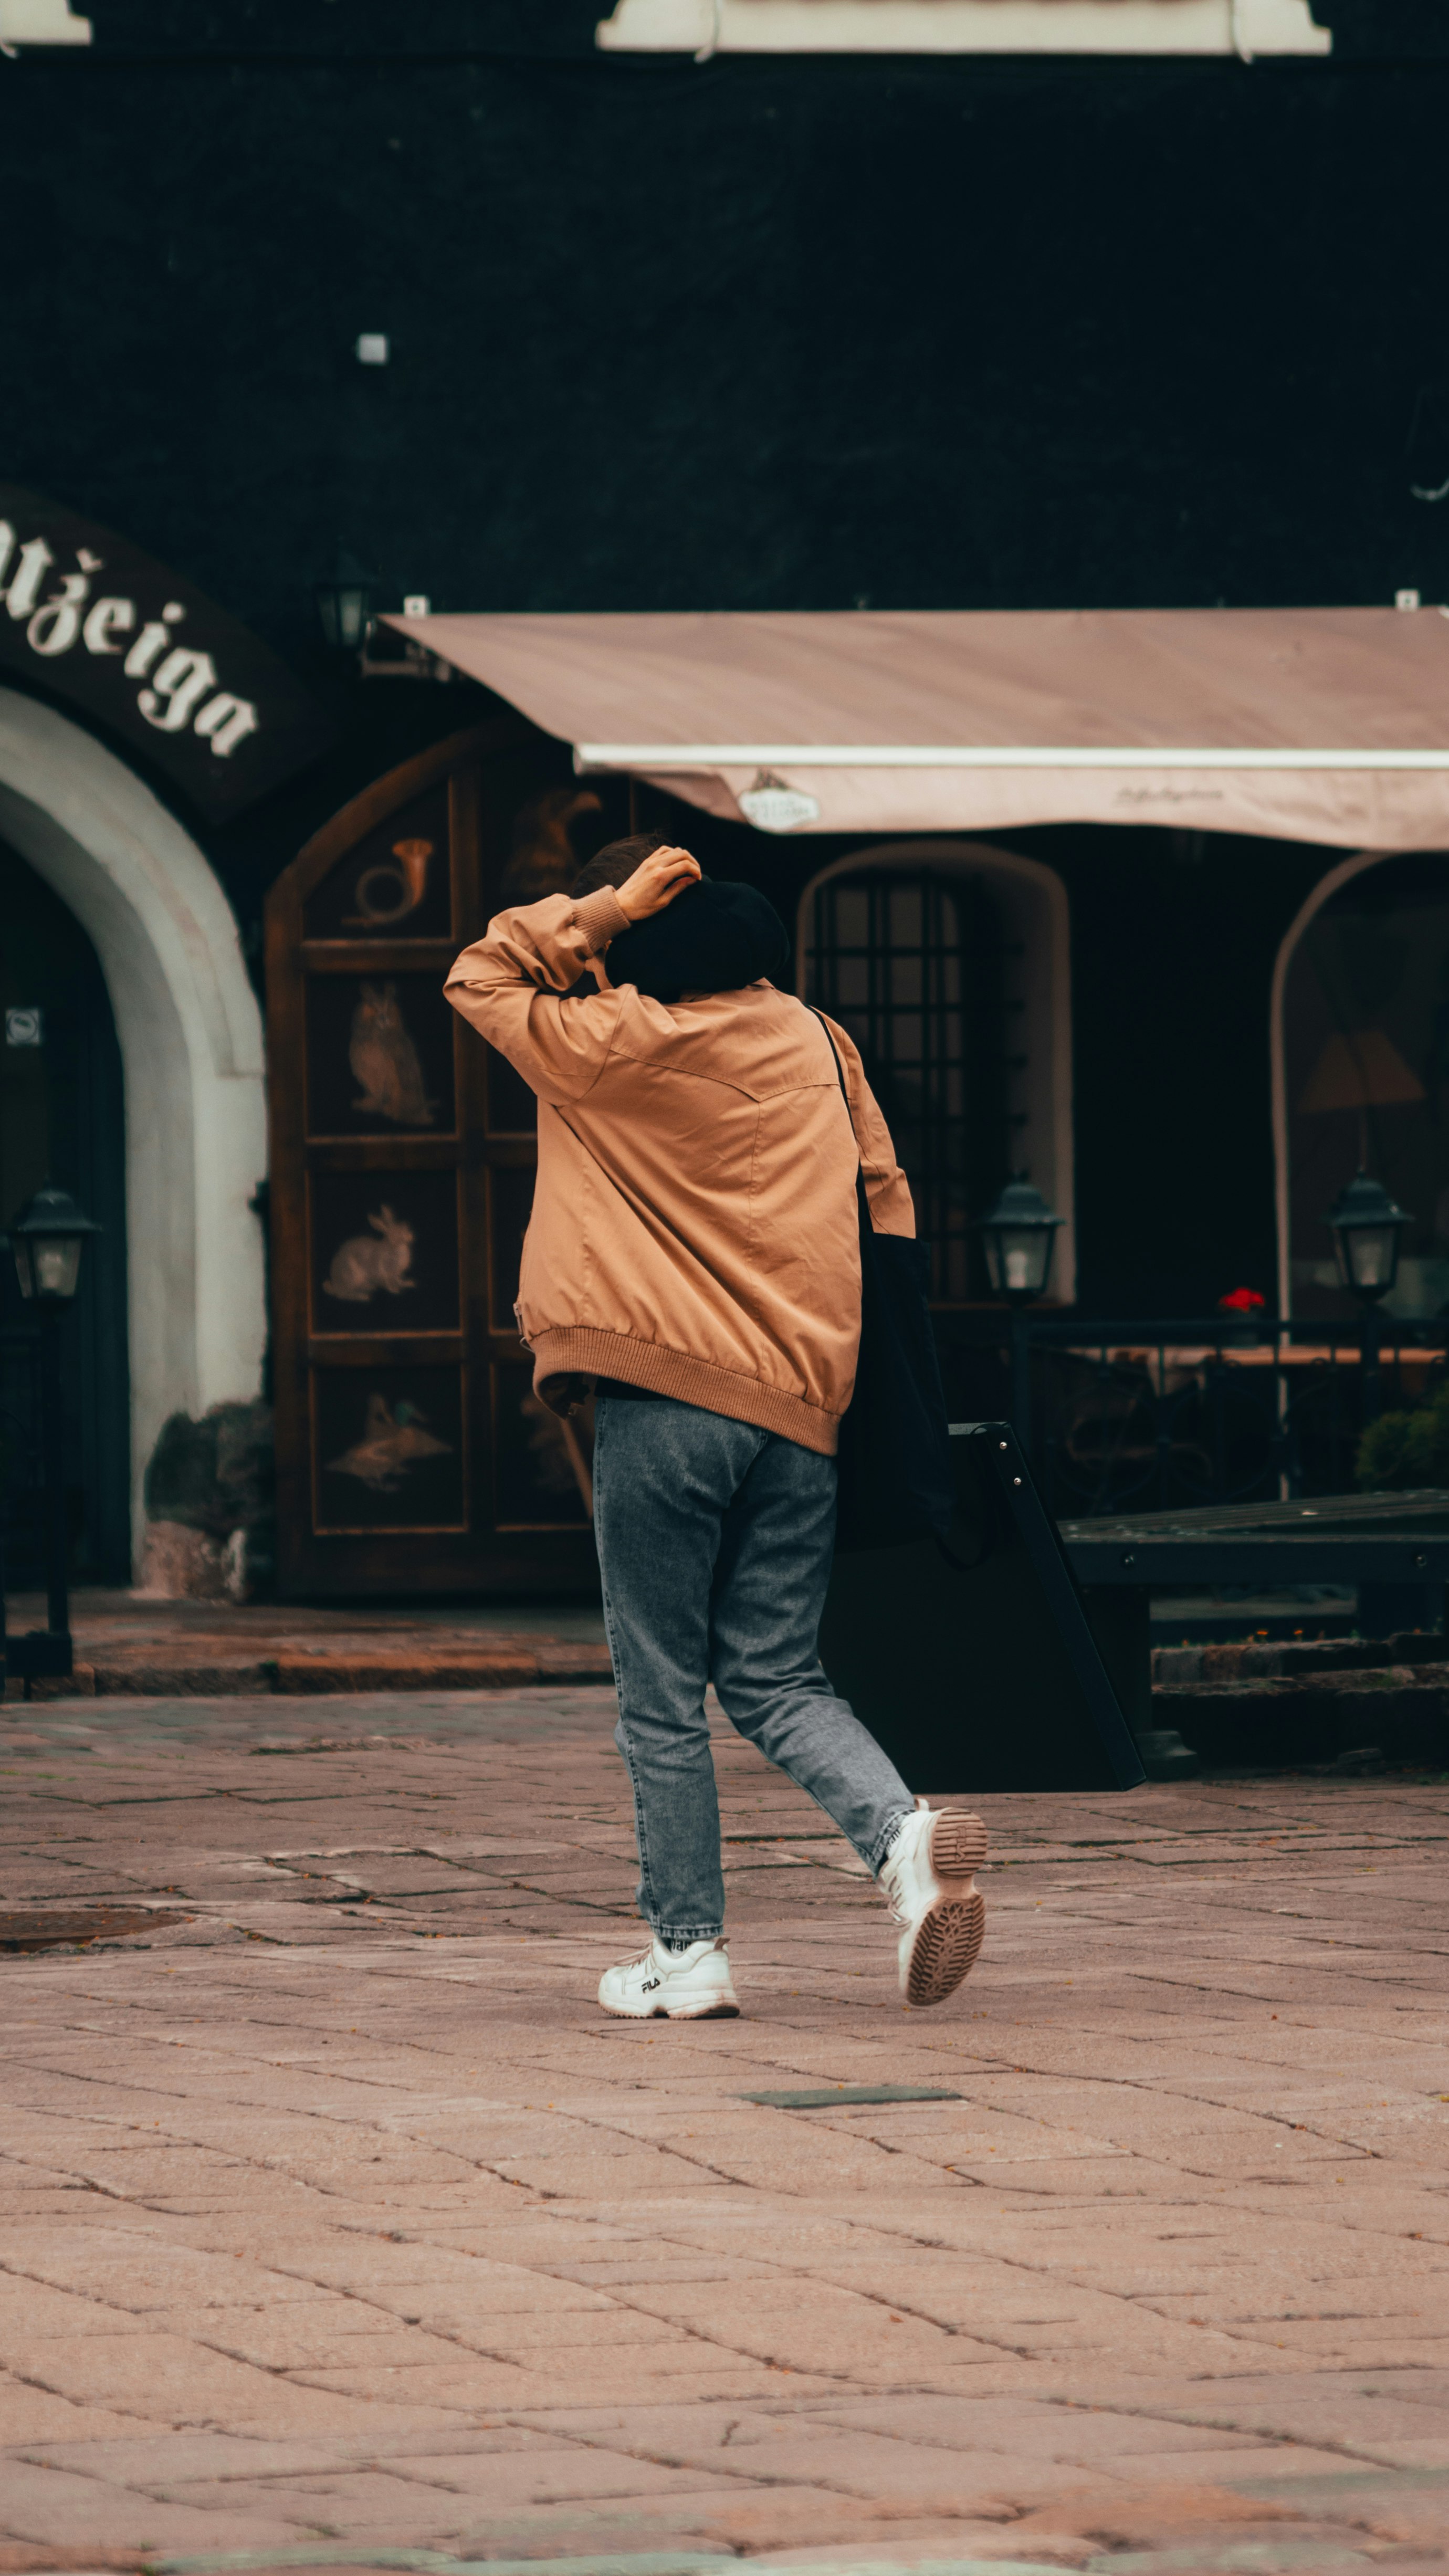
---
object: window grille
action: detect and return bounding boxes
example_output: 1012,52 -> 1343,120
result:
806,870 -> 1007,1304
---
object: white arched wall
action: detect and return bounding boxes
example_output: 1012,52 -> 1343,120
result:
796,836 -> 1076,1303
1270,846 -> 1449,1322
0,689 -> 268,1567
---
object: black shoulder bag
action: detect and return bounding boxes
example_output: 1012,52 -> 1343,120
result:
812,1011 -> 955,1554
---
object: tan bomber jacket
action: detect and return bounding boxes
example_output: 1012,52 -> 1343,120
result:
444,886 -> 915,1457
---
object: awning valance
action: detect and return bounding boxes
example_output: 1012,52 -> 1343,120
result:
384,605 -> 1449,850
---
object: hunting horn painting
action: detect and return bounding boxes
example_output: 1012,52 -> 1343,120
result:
344,837 -> 433,928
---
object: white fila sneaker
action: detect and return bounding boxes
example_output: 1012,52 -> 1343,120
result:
597,1935 -> 739,2020
878,1799 -> 988,2008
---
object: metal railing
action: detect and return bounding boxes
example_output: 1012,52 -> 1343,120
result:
0,1326 -> 44,1588
944,1314 -> 1448,1521
1,1321 -> 78,1686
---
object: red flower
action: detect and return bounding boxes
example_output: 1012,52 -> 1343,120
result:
1218,1287 -> 1266,1312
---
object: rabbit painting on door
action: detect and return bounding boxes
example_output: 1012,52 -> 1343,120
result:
349,982 -> 436,1126
322,1205 -> 417,1304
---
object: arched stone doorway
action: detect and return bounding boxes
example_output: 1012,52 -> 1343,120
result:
0,688 -> 267,1568
1272,849 -> 1449,1320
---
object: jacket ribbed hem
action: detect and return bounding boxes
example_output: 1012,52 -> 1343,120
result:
532,1327 -> 842,1457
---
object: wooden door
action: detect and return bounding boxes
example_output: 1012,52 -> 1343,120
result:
265,721 -> 604,1597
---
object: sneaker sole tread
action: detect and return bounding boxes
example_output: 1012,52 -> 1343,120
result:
903,1890 -> 986,2008
929,1810 -> 990,1876
599,1998 -> 740,2020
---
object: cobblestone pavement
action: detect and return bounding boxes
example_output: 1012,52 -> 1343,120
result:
1,1689 -> 1447,2575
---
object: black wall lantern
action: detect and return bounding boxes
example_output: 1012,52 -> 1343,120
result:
4,1184 -> 101,1684
1326,1169 -> 1411,1426
9,1182 -> 100,1307
1327,1169 -> 1411,1305
980,1174 -> 1063,1306
313,543 -> 377,654
979,1175 -> 1063,1443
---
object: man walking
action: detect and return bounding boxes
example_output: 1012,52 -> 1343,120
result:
446,836 -> 986,2018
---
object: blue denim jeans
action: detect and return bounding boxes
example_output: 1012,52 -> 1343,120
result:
592,1390 -> 915,1944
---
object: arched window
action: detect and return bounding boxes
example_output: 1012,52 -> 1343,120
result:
805,870 -> 1004,1301
1275,851 -> 1449,1320
799,838 -> 1075,1307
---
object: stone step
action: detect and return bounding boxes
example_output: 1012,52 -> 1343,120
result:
1152,1629 -> 1444,1683
1153,1663 -> 1449,1767
15,1644 -> 615,1700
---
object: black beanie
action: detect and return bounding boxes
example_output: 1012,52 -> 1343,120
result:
605,878 -> 790,1003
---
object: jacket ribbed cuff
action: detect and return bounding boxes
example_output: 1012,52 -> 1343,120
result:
573,885 -> 631,955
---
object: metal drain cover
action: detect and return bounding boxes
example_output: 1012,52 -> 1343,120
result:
0,1908 -> 188,1953
740,2085 -> 963,2109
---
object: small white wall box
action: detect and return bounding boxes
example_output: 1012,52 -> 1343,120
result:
403,594 -> 431,616
6,1007 -> 44,1046
0,2 -> 92,42
1396,589 -> 1421,611
355,333 -> 390,365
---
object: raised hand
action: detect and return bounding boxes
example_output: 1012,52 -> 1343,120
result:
614,845 -> 701,922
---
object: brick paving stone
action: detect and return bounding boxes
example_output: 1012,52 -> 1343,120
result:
1,1684 -> 1447,2569
0,2382 -> 150,2447
0,2462 -> 300,2552
22,2432 -> 395,2485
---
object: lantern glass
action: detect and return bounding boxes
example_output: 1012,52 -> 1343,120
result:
8,1184 -> 99,1306
313,547 -> 376,653
985,1225 -> 1055,1301
1326,1170 -> 1410,1306
979,1174 -> 1063,1306
1336,1222 -> 1398,1297
335,586 -> 371,652
34,1234 -> 83,1301
13,1231 -> 83,1302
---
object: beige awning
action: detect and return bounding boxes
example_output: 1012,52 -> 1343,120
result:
594,0 -> 1330,59
384,605 -> 1449,850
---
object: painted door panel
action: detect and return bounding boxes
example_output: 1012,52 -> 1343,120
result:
266,728 -> 616,1595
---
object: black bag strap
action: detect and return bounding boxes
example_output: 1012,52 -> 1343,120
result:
809,1007 -> 862,1173
814,1009 -> 960,1561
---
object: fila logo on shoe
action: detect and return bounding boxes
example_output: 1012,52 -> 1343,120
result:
597,1938 -> 740,2020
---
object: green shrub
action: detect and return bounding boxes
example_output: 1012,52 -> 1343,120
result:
1357,1379 -> 1449,1491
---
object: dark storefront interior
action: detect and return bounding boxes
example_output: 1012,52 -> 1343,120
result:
1,843 -> 130,1584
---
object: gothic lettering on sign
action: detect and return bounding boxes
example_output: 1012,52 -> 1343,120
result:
0,485 -> 334,819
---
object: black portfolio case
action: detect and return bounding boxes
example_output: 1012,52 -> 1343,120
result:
820,1419 -> 1146,1795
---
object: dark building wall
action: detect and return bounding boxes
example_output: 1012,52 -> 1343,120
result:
5,0 -> 1444,1322
5,3 -> 1449,646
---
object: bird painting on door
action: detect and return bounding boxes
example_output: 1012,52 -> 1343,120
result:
326,1392 -> 450,1492
500,787 -> 602,899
